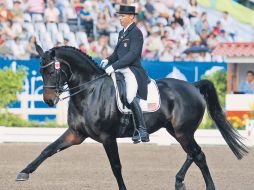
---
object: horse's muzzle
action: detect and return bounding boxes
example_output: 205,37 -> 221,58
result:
44,97 -> 59,107
43,88 -> 59,107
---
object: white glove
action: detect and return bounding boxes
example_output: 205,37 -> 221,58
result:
100,59 -> 108,69
105,65 -> 114,75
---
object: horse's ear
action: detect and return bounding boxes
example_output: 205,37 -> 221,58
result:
35,40 -> 44,57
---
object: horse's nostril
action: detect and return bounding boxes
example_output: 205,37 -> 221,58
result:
45,99 -> 54,107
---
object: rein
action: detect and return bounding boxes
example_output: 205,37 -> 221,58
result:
60,73 -> 107,100
41,58 -> 107,101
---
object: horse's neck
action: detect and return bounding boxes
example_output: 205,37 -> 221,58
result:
69,76 -> 113,114
58,49 -> 102,85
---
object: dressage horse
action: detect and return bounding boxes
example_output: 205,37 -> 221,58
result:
16,45 -> 248,190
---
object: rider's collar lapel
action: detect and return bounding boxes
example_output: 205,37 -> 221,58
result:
117,23 -> 136,47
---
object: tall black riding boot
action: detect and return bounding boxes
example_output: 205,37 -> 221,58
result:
130,97 -> 150,143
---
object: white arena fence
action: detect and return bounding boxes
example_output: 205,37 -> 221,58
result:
7,94 -> 68,125
0,127 -> 253,146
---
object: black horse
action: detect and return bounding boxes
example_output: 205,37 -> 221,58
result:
16,45 -> 248,190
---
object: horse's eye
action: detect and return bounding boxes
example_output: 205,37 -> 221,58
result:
48,71 -> 55,77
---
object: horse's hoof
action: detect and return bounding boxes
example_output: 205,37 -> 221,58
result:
175,182 -> 186,190
16,172 -> 29,181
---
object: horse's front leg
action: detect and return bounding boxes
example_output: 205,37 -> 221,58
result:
16,128 -> 86,181
103,136 -> 127,190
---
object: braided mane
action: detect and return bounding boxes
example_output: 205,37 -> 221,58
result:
52,46 -> 104,73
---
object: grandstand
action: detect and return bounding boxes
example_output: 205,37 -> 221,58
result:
0,0 -> 253,61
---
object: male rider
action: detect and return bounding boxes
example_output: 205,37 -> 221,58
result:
100,5 -> 149,143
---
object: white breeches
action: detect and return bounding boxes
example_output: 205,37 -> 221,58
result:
116,67 -> 138,104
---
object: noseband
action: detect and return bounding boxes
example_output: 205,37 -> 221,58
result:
40,58 -> 107,101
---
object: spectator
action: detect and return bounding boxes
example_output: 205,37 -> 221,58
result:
11,36 -> 28,60
79,4 -> 93,38
11,0 -> 24,23
217,29 -> 230,42
168,21 -> 183,41
220,11 -> 235,41
54,0 -> 66,22
90,34 -> 112,57
153,0 -> 170,19
18,27 -> 30,41
195,12 -> 211,34
136,19 -> 148,38
96,12 -> 110,35
73,0 -> 83,13
100,46 -> 109,58
0,0 -> 246,61
2,20 -> 16,39
220,11 -> 233,34
97,0 -> 114,16
239,71 -> 254,94
44,0 -> 60,23
135,2 -> 146,21
0,2 -> 12,22
0,32 -> 12,57
173,7 -> 184,27
175,40 -> 185,56
207,32 -> 218,50
79,43 -> 87,54
184,52 -> 195,61
25,0 -> 45,16
199,29 -> 208,47
108,13 -> 121,32
63,38 -> 69,46
26,35 -> 39,58
212,21 -> 222,36
187,0 -> 200,24
144,0 -> 155,15
159,39 -> 174,62
196,52 -> 211,62
143,26 -> 163,59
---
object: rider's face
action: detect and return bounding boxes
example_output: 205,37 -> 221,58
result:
118,14 -> 134,28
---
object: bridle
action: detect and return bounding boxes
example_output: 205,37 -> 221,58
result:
40,58 -> 73,97
40,58 -> 107,101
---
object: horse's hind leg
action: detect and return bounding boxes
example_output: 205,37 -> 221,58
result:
177,134 -> 215,190
165,128 -> 193,190
175,154 -> 193,190
16,128 -> 86,181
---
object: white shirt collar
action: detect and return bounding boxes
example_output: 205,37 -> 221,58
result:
123,22 -> 134,33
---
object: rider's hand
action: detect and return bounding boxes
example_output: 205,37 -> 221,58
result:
100,59 -> 108,69
105,66 -> 114,76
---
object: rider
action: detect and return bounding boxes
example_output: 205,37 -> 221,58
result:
100,4 -> 150,143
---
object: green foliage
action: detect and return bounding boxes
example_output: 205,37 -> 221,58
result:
0,112 -> 67,128
0,67 -> 27,108
199,70 -> 227,129
0,66 -> 67,128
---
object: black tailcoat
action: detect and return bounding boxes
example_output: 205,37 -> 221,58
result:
107,22 -> 149,100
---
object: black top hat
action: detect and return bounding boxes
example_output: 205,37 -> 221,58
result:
116,5 -> 137,15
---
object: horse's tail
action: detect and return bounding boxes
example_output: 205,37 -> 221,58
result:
194,79 -> 248,160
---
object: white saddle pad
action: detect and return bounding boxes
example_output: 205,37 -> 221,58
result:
111,73 -> 161,114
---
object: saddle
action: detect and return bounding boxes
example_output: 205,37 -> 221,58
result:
111,72 -> 161,114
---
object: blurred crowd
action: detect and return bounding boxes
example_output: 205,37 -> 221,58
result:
0,0 -> 242,61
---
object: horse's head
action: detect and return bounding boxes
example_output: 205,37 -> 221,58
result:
36,42 -> 71,107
